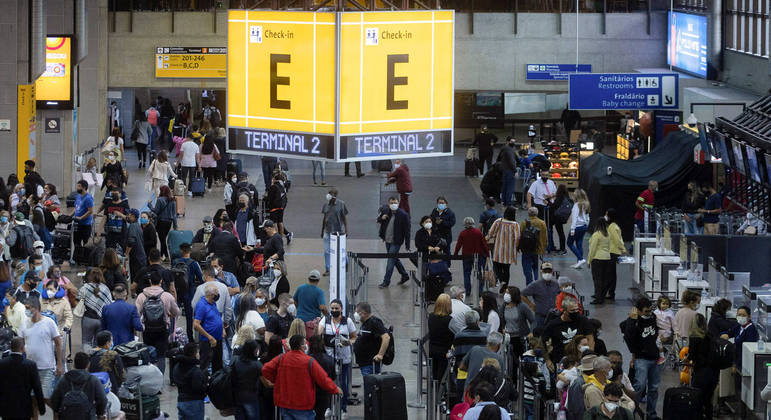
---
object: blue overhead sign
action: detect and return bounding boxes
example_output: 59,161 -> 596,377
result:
568,73 -> 679,110
526,64 -> 592,81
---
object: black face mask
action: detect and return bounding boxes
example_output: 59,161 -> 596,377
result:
567,311 -> 577,321
112,195 -> 120,201
77,189 -> 84,195
212,294 -> 220,302
24,169 -> 30,174
542,177 -> 549,182
239,202 -> 246,208
330,310 -> 341,318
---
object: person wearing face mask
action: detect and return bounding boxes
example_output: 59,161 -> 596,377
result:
22,160 -> 45,200
255,288 -> 272,324
224,172 -> 240,218
621,297 -> 662,420
209,221 -> 245,276
234,194 -> 258,247
385,159 -> 413,213
41,279 -> 72,339
502,286 -> 534,363
294,270 -> 328,337
415,215 -> 444,264
353,301 -> 390,377
194,280 -> 227,375
581,356 -> 615,411
527,170 -> 557,221
448,286 -> 473,334
320,188 -> 348,276
556,277 -> 584,314
69,180 -> 94,248
542,296 -> 595,363
31,240 -> 53,275
5,289 -> 29,334
20,297 -> 63,407
454,216 -> 489,296
429,196 -> 456,258
139,210 -> 158,254
318,298 -> 358,415
583,382 -> 633,420
192,216 -> 219,258
265,293 -> 296,343
730,305 -> 758,376
672,289 -> 702,343
0,209 -> 12,238
15,255 -> 43,304
100,283 -> 143,346
100,150 -> 125,190
135,271 -> 180,374
253,219 -> 285,268
522,262 -> 561,328
497,136 -> 519,206
634,180 -> 657,233
377,196 -> 411,288
102,187 -> 130,249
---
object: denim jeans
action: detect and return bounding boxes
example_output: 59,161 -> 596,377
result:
234,401 -> 261,420
633,358 -> 663,419
521,252 -> 539,285
340,363 -> 351,412
280,408 -> 316,420
567,225 -> 588,261
383,242 -> 407,285
462,256 -> 486,295
312,161 -> 326,183
360,362 -> 382,377
501,169 -> 515,206
149,125 -> 158,150
324,233 -> 331,271
683,214 -> 703,235
177,400 -> 205,420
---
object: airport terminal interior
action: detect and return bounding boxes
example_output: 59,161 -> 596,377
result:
1,0 -> 771,419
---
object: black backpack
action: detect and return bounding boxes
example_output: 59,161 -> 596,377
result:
171,261 -> 190,300
518,221 -> 539,254
10,225 -> 35,259
553,198 -> 574,224
206,363 -> 234,410
382,325 -> 395,365
483,215 -> 498,236
142,292 -> 168,333
58,381 -> 93,419
709,336 -> 735,369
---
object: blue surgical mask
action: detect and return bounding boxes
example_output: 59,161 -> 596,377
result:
139,217 -> 148,225
0,217 -> 7,223
437,203 -> 447,211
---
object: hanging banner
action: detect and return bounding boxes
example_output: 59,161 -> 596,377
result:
329,233 -> 347,312
17,84 -> 36,177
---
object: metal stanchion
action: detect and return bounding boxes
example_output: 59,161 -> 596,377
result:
471,254 -> 481,307
404,269 -> 419,327
408,336 -> 427,409
516,362 -> 524,418
425,358 -> 434,420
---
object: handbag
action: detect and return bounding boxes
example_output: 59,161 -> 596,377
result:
213,145 -> 221,161
483,261 -> 496,288
0,261 -> 9,282
73,298 -> 85,318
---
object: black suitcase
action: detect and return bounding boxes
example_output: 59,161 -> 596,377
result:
363,370 -> 407,420
464,159 -> 479,177
662,386 -> 702,420
73,245 -> 92,265
115,341 -> 153,367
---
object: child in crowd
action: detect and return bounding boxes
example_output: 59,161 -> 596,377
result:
654,296 -> 675,364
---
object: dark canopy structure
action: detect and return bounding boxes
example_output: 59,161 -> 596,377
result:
579,131 -> 709,240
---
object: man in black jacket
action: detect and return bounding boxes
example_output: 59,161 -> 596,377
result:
0,337 -> 45,419
210,221 -> 245,274
377,196 -> 411,288
496,137 -> 519,207
50,352 -> 108,418
622,296 -> 662,420
473,125 -> 498,173
131,248 -> 176,299
252,219 -> 284,263
173,343 -> 208,418
23,159 -> 45,199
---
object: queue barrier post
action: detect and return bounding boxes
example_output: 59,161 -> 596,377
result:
408,335 -> 427,409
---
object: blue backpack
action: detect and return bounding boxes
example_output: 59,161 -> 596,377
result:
40,310 -> 57,326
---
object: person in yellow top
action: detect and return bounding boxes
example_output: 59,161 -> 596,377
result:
587,217 -> 611,305
605,208 -> 626,301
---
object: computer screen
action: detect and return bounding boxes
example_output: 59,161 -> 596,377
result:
716,132 -> 730,166
745,145 -> 762,183
765,151 -> 771,186
731,138 -> 746,175
667,11 -> 709,78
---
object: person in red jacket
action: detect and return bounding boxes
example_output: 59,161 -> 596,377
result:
454,217 -> 490,297
262,335 -> 342,419
386,159 -> 413,213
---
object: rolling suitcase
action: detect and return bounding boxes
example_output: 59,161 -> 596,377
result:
662,386 -> 702,420
190,172 -> 206,197
363,369 -> 408,420
167,230 -> 194,261
175,195 -> 186,217
464,158 -> 479,177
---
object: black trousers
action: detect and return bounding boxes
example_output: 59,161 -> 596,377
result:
493,261 -> 511,286
143,330 -> 169,373
591,259 -> 610,301
136,143 -> 148,163
156,220 -> 172,259
548,218 -> 566,252
344,162 -> 362,176
74,224 -> 91,247
203,167 -> 216,189
199,337 -> 223,376
607,253 -> 619,298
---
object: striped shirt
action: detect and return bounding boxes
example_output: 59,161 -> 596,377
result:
78,283 -> 113,318
486,219 -> 520,265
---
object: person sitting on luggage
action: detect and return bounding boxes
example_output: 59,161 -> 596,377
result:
173,342 -> 208,419
583,382 -> 633,420
192,215 -> 220,257
135,271 -> 180,374
100,283 -> 143,346
131,248 -> 177,300
461,382 -> 510,420
89,330 -> 126,390
50,352 -> 108,419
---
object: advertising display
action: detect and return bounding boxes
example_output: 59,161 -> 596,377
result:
155,47 -> 227,78
227,10 -> 454,162
667,11 -> 708,78
338,11 -> 454,161
36,36 -> 73,109
227,10 -> 336,159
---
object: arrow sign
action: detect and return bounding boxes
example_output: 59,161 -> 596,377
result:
569,73 -> 679,110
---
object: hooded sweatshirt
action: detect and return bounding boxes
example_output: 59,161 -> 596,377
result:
50,369 -> 108,416
623,315 -> 659,360
173,355 -> 207,401
582,374 -> 610,410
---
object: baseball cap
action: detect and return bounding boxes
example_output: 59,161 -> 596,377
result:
260,219 -> 275,228
203,216 -> 213,223
14,212 -> 24,221
541,262 -> 553,271
33,241 -> 44,249
558,276 -> 573,287
128,208 -> 140,219
309,270 -> 321,281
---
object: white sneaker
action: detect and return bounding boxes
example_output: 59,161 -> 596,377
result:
572,259 -> 586,269
342,412 -> 348,419
324,408 -> 332,418
187,191 -> 193,197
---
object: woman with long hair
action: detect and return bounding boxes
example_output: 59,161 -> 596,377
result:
101,150 -> 125,189
150,185 -> 177,260
567,188 -> 591,269
605,208 -> 625,300
687,313 -> 720,419
146,150 -> 176,197
234,295 -> 265,343
587,217 -> 611,304
79,268 -> 113,353
199,136 -> 220,190
480,291 -> 502,333
308,334 -> 335,420
99,248 -> 126,291
485,206 -> 520,291
682,181 -> 705,235
547,184 -> 569,254
102,127 -> 125,162
140,211 -> 158,253
502,286 -> 533,362
41,183 -> 59,206
428,293 -> 455,382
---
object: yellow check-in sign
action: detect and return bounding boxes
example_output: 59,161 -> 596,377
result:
155,47 -> 227,78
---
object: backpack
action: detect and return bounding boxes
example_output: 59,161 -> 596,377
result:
171,261 -> 190,300
209,107 -> 222,128
709,336 -> 735,369
553,198 -> 574,224
382,325 -> 396,365
58,381 -> 93,419
130,123 -> 140,142
482,213 -> 498,236
41,310 -> 58,326
10,225 -> 35,259
206,364 -> 234,410
142,292 -> 168,333
518,220 -> 539,254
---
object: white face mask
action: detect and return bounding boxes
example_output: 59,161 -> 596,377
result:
737,315 -> 748,325
393,163 -> 400,169
604,402 -> 618,412
579,345 -> 590,353
503,293 -> 512,304
542,273 -> 553,281
424,222 -> 432,230
389,203 -> 399,211
35,248 -> 43,256
213,267 -> 220,276
607,369 -> 613,379
562,286 -> 574,294
287,303 -> 296,315
353,312 -> 361,323
231,177 -> 237,183
326,193 -> 333,202
273,269 -> 282,278
255,297 -> 266,306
